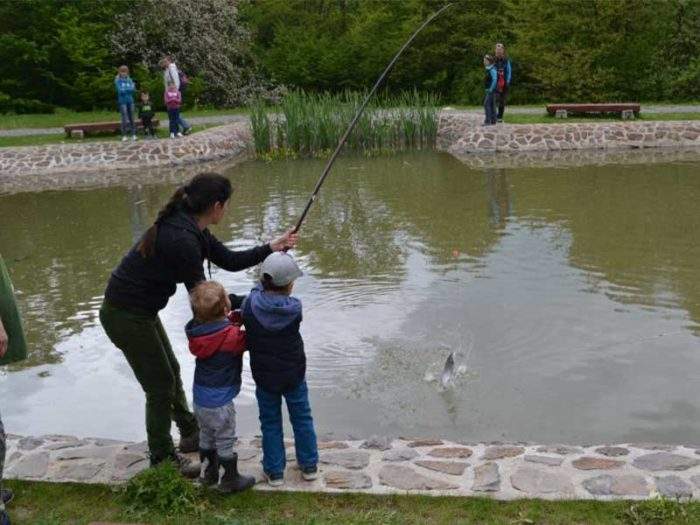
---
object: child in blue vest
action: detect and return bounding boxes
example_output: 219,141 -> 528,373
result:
483,55 -> 498,126
241,252 -> 318,486
114,65 -> 137,142
186,281 -> 255,493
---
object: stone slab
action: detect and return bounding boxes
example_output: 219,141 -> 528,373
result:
632,452 -> 700,472
414,460 -> 468,476
655,475 -> 693,498
482,446 -> 525,460
572,457 -> 624,470
382,448 -> 419,462
473,462 -> 500,492
583,474 -> 649,496
360,436 -> 393,451
510,466 -> 574,495
427,447 -> 473,459
595,446 -> 630,457
320,451 -> 370,470
324,470 -> 372,490
378,464 -> 458,491
524,455 -> 564,467
406,438 -> 444,448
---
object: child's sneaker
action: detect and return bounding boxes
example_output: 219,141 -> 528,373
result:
301,465 -> 317,481
176,132 -> 183,138
170,133 -> 175,139
266,472 -> 284,487
121,136 -> 128,142
132,134 -> 137,141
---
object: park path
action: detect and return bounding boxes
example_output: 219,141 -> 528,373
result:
2,105 -> 699,138
0,114 -> 248,137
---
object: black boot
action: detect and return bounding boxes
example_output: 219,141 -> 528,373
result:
218,453 -> 255,494
150,452 -> 201,479
178,431 -> 199,453
199,449 -> 219,486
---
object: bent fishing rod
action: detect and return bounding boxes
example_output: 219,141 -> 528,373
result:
291,3 -> 452,234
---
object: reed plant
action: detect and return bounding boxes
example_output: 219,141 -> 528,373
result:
250,89 -> 438,158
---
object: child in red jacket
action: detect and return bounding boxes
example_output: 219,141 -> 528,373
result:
185,281 -> 254,493
164,81 -> 183,139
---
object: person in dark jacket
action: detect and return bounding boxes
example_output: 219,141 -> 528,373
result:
483,54 -> 498,126
494,43 -> 513,122
100,172 -> 298,475
186,281 -> 254,493
138,91 -> 156,138
241,252 -> 318,487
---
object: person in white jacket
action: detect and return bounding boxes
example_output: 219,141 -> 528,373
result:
159,56 -> 192,135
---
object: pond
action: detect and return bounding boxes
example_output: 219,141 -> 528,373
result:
1,151 -> 699,444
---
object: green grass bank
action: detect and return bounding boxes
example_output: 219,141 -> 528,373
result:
4,479 -> 699,525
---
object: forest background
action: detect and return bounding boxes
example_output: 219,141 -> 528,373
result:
1,0 -> 699,114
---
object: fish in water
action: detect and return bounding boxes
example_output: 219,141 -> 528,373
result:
440,352 -> 455,387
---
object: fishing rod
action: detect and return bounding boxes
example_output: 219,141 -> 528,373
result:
291,3 -> 452,234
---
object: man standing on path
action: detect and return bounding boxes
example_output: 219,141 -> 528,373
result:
159,55 -> 192,135
494,43 -> 512,123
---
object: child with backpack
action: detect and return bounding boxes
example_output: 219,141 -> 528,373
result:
185,281 -> 255,493
241,252 -> 318,487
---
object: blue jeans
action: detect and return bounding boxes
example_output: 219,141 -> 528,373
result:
167,108 -> 180,134
255,381 -> 318,476
484,91 -> 496,125
119,102 -> 135,136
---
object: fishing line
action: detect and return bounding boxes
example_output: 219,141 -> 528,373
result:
291,3 -> 453,234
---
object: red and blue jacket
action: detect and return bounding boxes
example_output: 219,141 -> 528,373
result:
185,312 -> 246,408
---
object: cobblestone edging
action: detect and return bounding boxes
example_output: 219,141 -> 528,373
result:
3,113 -> 700,194
0,121 -> 252,194
4,434 -> 699,500
438,113 -> 700,155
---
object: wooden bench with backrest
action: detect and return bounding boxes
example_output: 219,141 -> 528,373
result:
546,103 -> 640,119
64,119 -> 160,137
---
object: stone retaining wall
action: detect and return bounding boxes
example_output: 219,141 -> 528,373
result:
4,434 -> 699,500
3,113 -> 700,194
438,113 -> 700,155
0,121 -> 251,194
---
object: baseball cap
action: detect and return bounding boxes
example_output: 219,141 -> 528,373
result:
261,252 -> 303,287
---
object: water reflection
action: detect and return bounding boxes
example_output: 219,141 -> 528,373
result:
0,151 -> 699,443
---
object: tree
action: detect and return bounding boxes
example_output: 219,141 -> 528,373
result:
110,0 -> 270,107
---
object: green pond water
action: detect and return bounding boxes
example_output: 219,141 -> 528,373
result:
1,151 -> 699,444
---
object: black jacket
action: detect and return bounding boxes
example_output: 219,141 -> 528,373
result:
241,285 -> 305,393
104,210 -> 272,313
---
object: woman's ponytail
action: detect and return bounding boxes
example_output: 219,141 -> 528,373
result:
137,173 -> 232,258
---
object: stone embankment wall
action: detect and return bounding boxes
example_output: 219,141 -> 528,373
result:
438,112 -> 700,155
3,113 -> 700,194
4,433 -> 700,501
0,121 -> 251,193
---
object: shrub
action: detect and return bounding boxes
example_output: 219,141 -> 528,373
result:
123,460 -> 201,516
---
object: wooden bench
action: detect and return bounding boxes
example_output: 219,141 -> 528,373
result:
64,119 -> 160,138
546,103 -> 640,119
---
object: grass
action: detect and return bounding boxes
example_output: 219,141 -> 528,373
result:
0,107 -> 247,130
4,478 -> 700,524
0,124 -> 216,148
251,90 -> 439,158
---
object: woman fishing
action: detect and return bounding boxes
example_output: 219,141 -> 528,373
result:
100,172 -> 298,475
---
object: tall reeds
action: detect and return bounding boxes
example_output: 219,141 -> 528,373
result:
250,90 -> 438,159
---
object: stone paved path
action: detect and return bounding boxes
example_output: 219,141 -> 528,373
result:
2,105 -> 699,138
4,434 -> 699,500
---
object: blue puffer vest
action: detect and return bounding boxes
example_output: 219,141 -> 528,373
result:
242,285 -> 305,394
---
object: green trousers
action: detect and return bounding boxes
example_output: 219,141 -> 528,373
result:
99,301 -> 198,461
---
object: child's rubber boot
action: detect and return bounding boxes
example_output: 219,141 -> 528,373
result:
217,453 -> 255,493
199,449 -> 219,486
